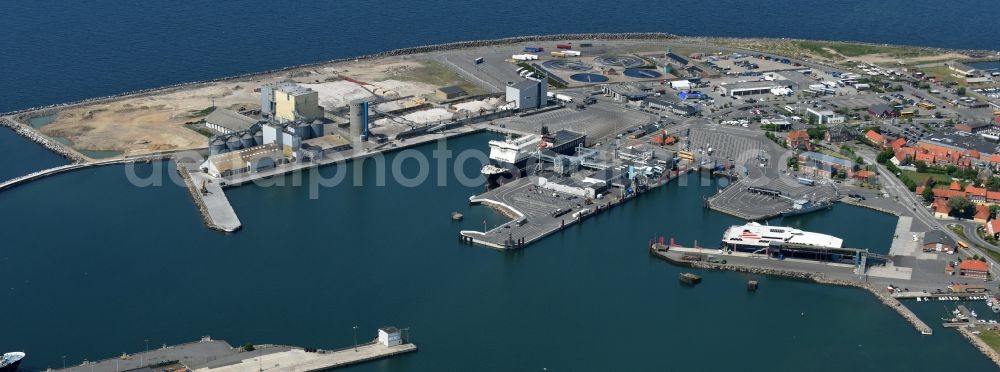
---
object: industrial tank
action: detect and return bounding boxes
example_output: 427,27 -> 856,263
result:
310,119 -> 324,138
349,99 -> 369,141
209,137 -> 227,155
253,130 -> 264,147
241,132 -> 254,148
225,135 -> 243,152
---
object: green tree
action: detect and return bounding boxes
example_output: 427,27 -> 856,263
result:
947,196 -> 975,218
990,204 -> 1000,219
914,160 -> 928,173
876,148 -> 895,164
806,127 -> 827,140
987,177 -> 1000,191
957,87 -> 967,96
242,343 -> 255,352
922,187 -> 934,203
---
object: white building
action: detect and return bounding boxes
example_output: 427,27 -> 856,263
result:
506,78 -> 547,110
204,109 -> 258,134
378,327 -> 402,347
806,108 -> 845,124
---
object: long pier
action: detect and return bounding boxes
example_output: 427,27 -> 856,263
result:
0,153 -> 173,192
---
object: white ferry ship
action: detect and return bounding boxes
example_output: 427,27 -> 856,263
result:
722,222 -> 843,252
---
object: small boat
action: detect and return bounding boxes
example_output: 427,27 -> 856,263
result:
916,297 -> 922,302
679,273 -> 702,285
1,352 -> 25,372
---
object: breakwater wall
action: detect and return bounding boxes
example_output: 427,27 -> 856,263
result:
650,247 -> 933,335
957,327 -> 1000,368
0,117 -> 85,163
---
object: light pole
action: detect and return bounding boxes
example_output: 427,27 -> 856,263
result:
353,326 -> 358,352
62,355 -> 66,369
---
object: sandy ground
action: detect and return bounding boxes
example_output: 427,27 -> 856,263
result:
452,97 -> 504,113
300,81 -> 376,109
27,57 -> 463,157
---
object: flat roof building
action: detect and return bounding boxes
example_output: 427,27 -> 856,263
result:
435,85 -> 466,100
718,80 -> 796,97
506,78 -> 547,110
204,108 -> 258,134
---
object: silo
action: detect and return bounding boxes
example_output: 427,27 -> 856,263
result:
226,135 -> 243,152
349,99 -> 369,141
241,132 -> 254,148
209,137 -> 227,155
253,129 -> 264,146
310,119 -> 324,138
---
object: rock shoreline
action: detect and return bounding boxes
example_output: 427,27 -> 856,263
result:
957,327 -> 1000,368
0,117 -> 86,163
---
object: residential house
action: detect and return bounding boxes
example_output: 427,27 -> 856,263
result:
865,130 -> 887,148
958,259 -> 989,279
785,130 -> 811,150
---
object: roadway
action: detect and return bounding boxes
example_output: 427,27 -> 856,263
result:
858,148 -> 1000,280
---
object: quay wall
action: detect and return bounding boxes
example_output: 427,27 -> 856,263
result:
838,196 -> 900,216
650,247 -> 933,335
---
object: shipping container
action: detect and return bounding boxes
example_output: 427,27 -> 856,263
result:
556,43 -> 572,49
474,57 -> 484,64
580,43 -> 592,47
524,47 -> 543,53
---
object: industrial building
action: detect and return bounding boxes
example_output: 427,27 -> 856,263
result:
506,77 -> 547,110
261,82 -> 324,123
435,86 -> 467,100
602,83 -> 653,103
204,108 -> 258,134
202,143 -> 281,178
644,96 -> 700,116
718,80 -> 796,97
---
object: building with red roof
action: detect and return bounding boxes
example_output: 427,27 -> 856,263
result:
785,130 -> 811,151
865,130 -> 886,148
958,259 -> 990,279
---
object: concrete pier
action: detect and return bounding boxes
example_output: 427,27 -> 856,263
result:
195,342 -> 416,372
178,164 -> 242,232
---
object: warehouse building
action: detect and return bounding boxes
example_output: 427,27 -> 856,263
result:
506,77 -> 547,110
603,83 -> 653,103
204,108 -> 258,134
644,97 -> 700,116
202,143 -> 281,178
718,80 -> 796,97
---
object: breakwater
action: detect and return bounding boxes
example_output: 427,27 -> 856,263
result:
650,246 -> 933,335
0,117 -> 85,163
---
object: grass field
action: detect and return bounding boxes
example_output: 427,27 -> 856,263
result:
797,41 -> 939,59
918,65 -> 966,85
901,169 -> 953,185
978,330 -> 1000,354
